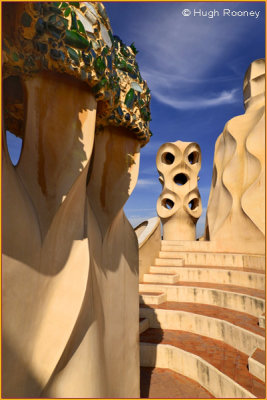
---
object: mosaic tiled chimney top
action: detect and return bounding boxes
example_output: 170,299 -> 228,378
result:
3,1 -> 152,145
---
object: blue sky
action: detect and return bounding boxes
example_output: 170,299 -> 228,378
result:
105,1 -> 265,235
6,1 -> 265,237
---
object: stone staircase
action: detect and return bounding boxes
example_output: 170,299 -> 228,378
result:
139,240 -> 266,398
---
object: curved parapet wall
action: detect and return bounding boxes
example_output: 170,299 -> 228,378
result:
135,216 -> 160,246
134,217 -> 161,282
205,59 -> 265,254
3,2 -> 151,145
156,141 -> 202,240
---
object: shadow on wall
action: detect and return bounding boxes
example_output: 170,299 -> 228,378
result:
140,305 -> 164,398
3,72 -> 97,275
2,336 -> 43,397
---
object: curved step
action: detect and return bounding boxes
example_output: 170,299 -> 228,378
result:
149,265 -> 265,290
139,318 -> 149,334
161,240 -> 216,252
139,282 -> 265,317
140,329 -> 265,398
159,251 -> 245,267
259,313 -> 265,328
243,255 -> 265,271
159,251 -> 265,270
139,292 -> 166,305
159,245 -> 265,270
248,348 -> 266,382
141,302 -> 265,337
143,273 -> 179,284
140,367 -> 214,398
140,303 -> 265,355
155,258 -> 184,266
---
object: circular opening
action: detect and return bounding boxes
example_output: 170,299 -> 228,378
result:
161,152 -> 175,165
188,198 -> 199,211
162,198 -> 174,210
174,173 -> 188,185
188,151 -> 199,165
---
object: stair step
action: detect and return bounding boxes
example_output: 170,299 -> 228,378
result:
140,281 -> 265,299
143,273 -> 179,284
139,283 -> 265,317
160,244 -> 265,270
140,302 -> 265,356
139,318 -> 149,334
139,292 -> 167,305
161,240 -> 215,252
140,367 -> 214,398
140,329 -> 265,398
243,255 -> 265,271
149,265 -> 265,290
259,313 -> 265,328
140,302 -> 265,338
159,251 -> 245,268
155,258 -> 184,266
248,348 -> 265,382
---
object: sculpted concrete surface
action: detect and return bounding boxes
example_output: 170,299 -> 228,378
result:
156,141 -> 202,240
134,217 -> 161,282
3,73 -> 141,399
2,2 -> 151,397
205,59 -> 265,254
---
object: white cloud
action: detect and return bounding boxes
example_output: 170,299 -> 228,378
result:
141,66 -> 240,110
127,2 -> 251,109
135,3 -> 249,77
136,178 -> 158,186
134,178 -> 161,193
152,88 -> 239,110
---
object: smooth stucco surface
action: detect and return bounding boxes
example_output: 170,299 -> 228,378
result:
3,73 -> 141,398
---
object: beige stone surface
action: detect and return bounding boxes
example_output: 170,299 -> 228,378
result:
161,239 -> 216,252
135,218 -> 163,282
156,141 -> 202,240
158,251 -> 262,269
258,313 -> 265,329
140,343 -> 255,398
139,292 -> 167,305
3,72 -> 141,398
140,307 -> 265,356
205,59 -> 265,254
143,272 -> 180,284
149,266 -> 265,289
154,257 -> 184,266
138,283 -> 265,317
248,350 -> 265,382
139,318 -> 150,334
43,126 -> 141,398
